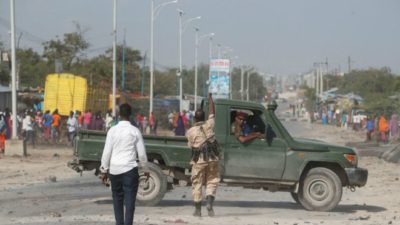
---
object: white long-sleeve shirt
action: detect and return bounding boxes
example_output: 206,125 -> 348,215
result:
22,115 -> 33,131
100,121 -> 148,175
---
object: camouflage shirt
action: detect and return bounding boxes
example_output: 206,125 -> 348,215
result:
186,114 -> 215,148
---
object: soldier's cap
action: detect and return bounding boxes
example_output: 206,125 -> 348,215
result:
236,112 -> 248,119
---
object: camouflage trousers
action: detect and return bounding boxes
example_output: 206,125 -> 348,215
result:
191,161 -> 220,203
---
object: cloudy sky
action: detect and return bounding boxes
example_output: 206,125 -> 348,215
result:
0,0 -> 399,75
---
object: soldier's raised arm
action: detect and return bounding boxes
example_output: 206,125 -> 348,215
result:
208,93 -> 215,116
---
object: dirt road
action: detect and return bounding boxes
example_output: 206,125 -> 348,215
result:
0,122 -> 399,225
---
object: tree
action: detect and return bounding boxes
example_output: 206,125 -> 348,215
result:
72,45 -> 143,92
42,24 -> 90,71
17,48 -> 50,87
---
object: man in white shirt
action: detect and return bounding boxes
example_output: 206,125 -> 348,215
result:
22,112 -> 34,148
66,111 -> 77,147
353,113 -> 361,131
100,103 -> 149,225
105,110 -> 113,131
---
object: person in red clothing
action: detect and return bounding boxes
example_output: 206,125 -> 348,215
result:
0,113 -> 7,155
77,111 -> 84,128
149,112 -> 157,135
84,110 -> 92,129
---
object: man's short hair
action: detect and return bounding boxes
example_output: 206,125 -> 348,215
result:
119,103 -> 132,118
195,109 -> 205,122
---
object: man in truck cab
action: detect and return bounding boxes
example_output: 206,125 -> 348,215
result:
233,111 -> 264,143
186,93 -> 220,217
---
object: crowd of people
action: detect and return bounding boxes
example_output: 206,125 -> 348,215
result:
0,108 -> 121,152
312,107 -> 399,145
0,106 -> 173,153
167,110 -> 195,136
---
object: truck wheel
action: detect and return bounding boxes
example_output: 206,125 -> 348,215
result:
137,162 -> 167,206
290,192 -> 300,204
298,167 -> 342,211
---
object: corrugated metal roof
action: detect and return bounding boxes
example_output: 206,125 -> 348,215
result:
0,85 -> 11,93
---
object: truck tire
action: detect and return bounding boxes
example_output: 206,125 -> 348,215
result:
298,167 -> 342,211
137,162 -> 167,206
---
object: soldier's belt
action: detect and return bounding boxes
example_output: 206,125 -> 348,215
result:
191,141 -> 220,163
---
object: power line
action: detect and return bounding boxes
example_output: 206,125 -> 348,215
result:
0,16 -> 46,44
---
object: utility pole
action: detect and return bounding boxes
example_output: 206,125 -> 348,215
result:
112,0 -> 117,117
320,64 -> 323,94
149,0 -> 177,116
348,56 -> 351,73
141,52 -> 147,96
240,66 -> 244,100
315,67 -> 319,98
194,27 -> 199,111
121,29 -> 126,92
178,10 -> 183,113
10,0 -> 17,139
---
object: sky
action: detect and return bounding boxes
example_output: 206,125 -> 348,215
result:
0,0 -> 399,75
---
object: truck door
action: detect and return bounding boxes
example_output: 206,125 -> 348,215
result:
223,109 -> 286,180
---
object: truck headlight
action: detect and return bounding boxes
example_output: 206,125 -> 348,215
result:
344,154 -> 357,166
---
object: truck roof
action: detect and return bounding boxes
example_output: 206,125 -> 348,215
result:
214,98 -> 279,111
214,98 -> 265,109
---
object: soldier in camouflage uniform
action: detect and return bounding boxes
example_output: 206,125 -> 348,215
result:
186,93 -> 220,217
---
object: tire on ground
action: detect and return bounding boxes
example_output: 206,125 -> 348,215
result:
136,162 -> 167,206
298,167 -> 342,211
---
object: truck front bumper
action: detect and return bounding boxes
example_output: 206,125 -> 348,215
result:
345,167 -> 368,187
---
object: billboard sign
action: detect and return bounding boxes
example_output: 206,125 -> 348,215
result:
209,59 -> 230,99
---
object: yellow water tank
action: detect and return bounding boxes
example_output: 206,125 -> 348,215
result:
44,73 -> 87,116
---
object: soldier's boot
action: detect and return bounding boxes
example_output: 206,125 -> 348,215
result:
206,195 -> 215,217
193,202 -> 201,217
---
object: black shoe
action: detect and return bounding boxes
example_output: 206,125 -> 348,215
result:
193,202 -> 201,217
206,195 -> 215,217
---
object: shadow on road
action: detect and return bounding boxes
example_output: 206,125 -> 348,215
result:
332,204 -> 386,213
94,199 -> 386,214
157,200 -> 302,209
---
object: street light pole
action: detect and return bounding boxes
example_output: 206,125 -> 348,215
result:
194,28 -> 199,112
149,0 -> 177,117
209,36 -> 213,60
112,0 -> 117,117
240,65 -> 244,100
178,10 -> 183,113
178,10 -> 200,113
194,30 -> 214,112
229,56 -> 238,100
9,0 -> 17,139
246,69 -> 255,101
217,43 -> 221,59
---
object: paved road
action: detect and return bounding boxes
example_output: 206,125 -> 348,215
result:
0,104 -> 394,225
0,171 -> 385,225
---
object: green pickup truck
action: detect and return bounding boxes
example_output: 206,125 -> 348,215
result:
68,99 -> 367,211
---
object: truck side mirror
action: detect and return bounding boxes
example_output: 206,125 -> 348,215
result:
267,100 -> 278,112
266,124 -> 276,146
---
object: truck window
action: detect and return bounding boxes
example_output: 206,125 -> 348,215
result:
230,108 -> 276,145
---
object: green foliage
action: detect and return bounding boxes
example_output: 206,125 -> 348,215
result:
17,48 -> 50,87
1,28 -> 268,104
301,85 -> 316,113
42,24 -> 90,71
305,68 -> 400,114
230,67 -> 267,101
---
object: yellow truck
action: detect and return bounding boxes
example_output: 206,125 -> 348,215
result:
43,73 -> 87,116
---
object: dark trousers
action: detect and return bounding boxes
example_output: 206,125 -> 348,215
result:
23,130 -> 35,147
109,167 -> 139,225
